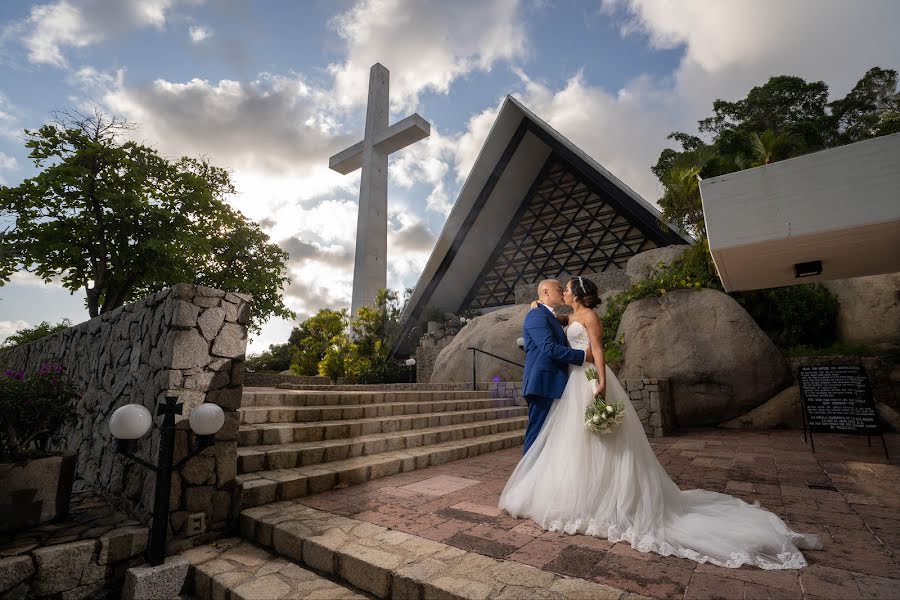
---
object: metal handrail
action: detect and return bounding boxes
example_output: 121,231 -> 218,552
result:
467,346 -> 524,388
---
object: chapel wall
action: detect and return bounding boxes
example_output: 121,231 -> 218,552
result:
0,284 -> 252,542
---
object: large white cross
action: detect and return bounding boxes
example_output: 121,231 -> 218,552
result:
329,63 -> 430,315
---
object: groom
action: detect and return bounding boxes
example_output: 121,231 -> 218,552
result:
521,279 -> 586,453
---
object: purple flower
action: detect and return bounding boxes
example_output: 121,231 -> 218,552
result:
492,375 -> 503,383
3,368 -> 24,381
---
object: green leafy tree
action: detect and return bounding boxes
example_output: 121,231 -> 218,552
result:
290,308 -> 348,376
749,129 -> 803,166
653,67 -> 899,236
0,109 -> 292,332
657,146 -> 716,238
244,342 -> 293,373
829,67 -> 900,144
0,319 -> 72,349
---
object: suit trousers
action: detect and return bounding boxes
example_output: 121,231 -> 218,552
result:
523,394 -> 554,454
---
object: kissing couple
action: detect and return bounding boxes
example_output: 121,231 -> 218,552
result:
498,276 -> 821,570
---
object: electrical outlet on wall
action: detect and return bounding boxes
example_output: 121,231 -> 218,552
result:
187,512 -> 206,536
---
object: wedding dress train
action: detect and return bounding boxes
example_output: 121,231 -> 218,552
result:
499,321 -> 821,569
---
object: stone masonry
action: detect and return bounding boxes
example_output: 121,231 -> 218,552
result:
0,284 -> 252,542
416,320 -> 463,383
625,378 -> 673,438
0,492 -> 148,599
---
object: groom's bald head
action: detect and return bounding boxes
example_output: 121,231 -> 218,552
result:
537,279 -> 564,308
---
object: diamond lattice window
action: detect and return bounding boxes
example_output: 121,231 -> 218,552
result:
464,156 -> 659,309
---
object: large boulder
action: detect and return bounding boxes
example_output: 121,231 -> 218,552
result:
430,305 -> 528,383
719,385 -> 802,430
824,273 -> 900,351
617,288 -> 790,427
625,246 -> 689,283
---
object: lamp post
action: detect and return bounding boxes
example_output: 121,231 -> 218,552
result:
405,358 -> 416,383
516,337 -> 525,351
109,397 -> 225,567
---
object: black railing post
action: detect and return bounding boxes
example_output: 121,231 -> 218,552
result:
471,348 -> 477,389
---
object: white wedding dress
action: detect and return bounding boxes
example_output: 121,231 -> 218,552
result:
499,321 -> 821,569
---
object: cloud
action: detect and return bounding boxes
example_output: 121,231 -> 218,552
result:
279,236 -> 354,270
17,0 -> 179,68
104,73 -> 356,175
0,152 -> 17,171
328,0 -> 527,110
188,25 -> 212,44
449,1 -> 900,208
0,320 -> 30,344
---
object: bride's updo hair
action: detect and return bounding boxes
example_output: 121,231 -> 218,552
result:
568,276 -> 600,309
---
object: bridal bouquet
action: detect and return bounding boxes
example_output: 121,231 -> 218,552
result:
583,368 -> 625,434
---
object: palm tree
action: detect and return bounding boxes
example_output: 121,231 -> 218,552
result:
658,146 -> 716,238
749,130 -> 801,166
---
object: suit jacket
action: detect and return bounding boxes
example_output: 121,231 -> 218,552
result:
522,306 -> 585,399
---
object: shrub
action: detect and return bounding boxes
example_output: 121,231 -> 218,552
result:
0,363 -> 81,460
244,342 -> 292,373
600,241 -> 840,354
732,284 -> 839,348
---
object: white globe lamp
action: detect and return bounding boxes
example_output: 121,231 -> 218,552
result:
405,358 -> 416,367
189,403 -> 225,437
109,404 -> 152,440
109,404 -> 153,454
516,337 -> 525,350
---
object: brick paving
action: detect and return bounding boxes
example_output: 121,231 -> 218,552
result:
296,429 -> 900,599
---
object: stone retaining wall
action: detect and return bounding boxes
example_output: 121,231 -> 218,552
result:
489,378 -> 673,436
0,492 -> 148,599
416,321 -> 462,383
244,373 -> 330,387
0,284 -> 252,542
624,378 -> 674,437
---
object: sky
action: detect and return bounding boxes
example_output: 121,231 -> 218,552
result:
0,0 -> 898,354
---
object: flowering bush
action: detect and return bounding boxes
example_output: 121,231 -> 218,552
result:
0,363 -> 81,460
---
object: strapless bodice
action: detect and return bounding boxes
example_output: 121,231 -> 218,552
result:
566,321 -> 590,352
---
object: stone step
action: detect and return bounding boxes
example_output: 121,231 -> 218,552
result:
274,382 -> 484,391
242,388 -> 488,407
236,430 -> 525,508
238,406 -> 527,446
181,537 -> 368,599
236,502 -> 629,600
239,397 -> 519,424
237,416 -> 528,474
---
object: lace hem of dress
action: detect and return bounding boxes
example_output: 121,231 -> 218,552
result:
543,517 -> 816,570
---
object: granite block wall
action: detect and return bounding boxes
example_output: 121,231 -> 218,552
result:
0,284 -> 252,541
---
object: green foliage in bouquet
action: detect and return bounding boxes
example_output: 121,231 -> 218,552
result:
583,368 -> 625,435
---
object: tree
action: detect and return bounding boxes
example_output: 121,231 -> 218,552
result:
0,319 -> 72,349
749,130 -> 802,166
290,309 -> 348,376
0,109 -> 292,332
653,67 -> 899,236
829,67 -> 900,144
656,146 -> 716,238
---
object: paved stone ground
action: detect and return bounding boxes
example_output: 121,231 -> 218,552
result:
0,491 -> 148,598
296,430 -> 900,600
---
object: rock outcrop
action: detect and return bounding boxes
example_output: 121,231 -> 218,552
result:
616,288 -> 790,426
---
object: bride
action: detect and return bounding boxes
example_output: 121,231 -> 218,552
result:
498,276 -> 821,569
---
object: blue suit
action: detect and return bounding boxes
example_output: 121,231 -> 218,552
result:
521,306 -> 585,453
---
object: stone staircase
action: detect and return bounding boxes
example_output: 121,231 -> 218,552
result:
234,385 -> 527,509
180,383 -> 633,600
